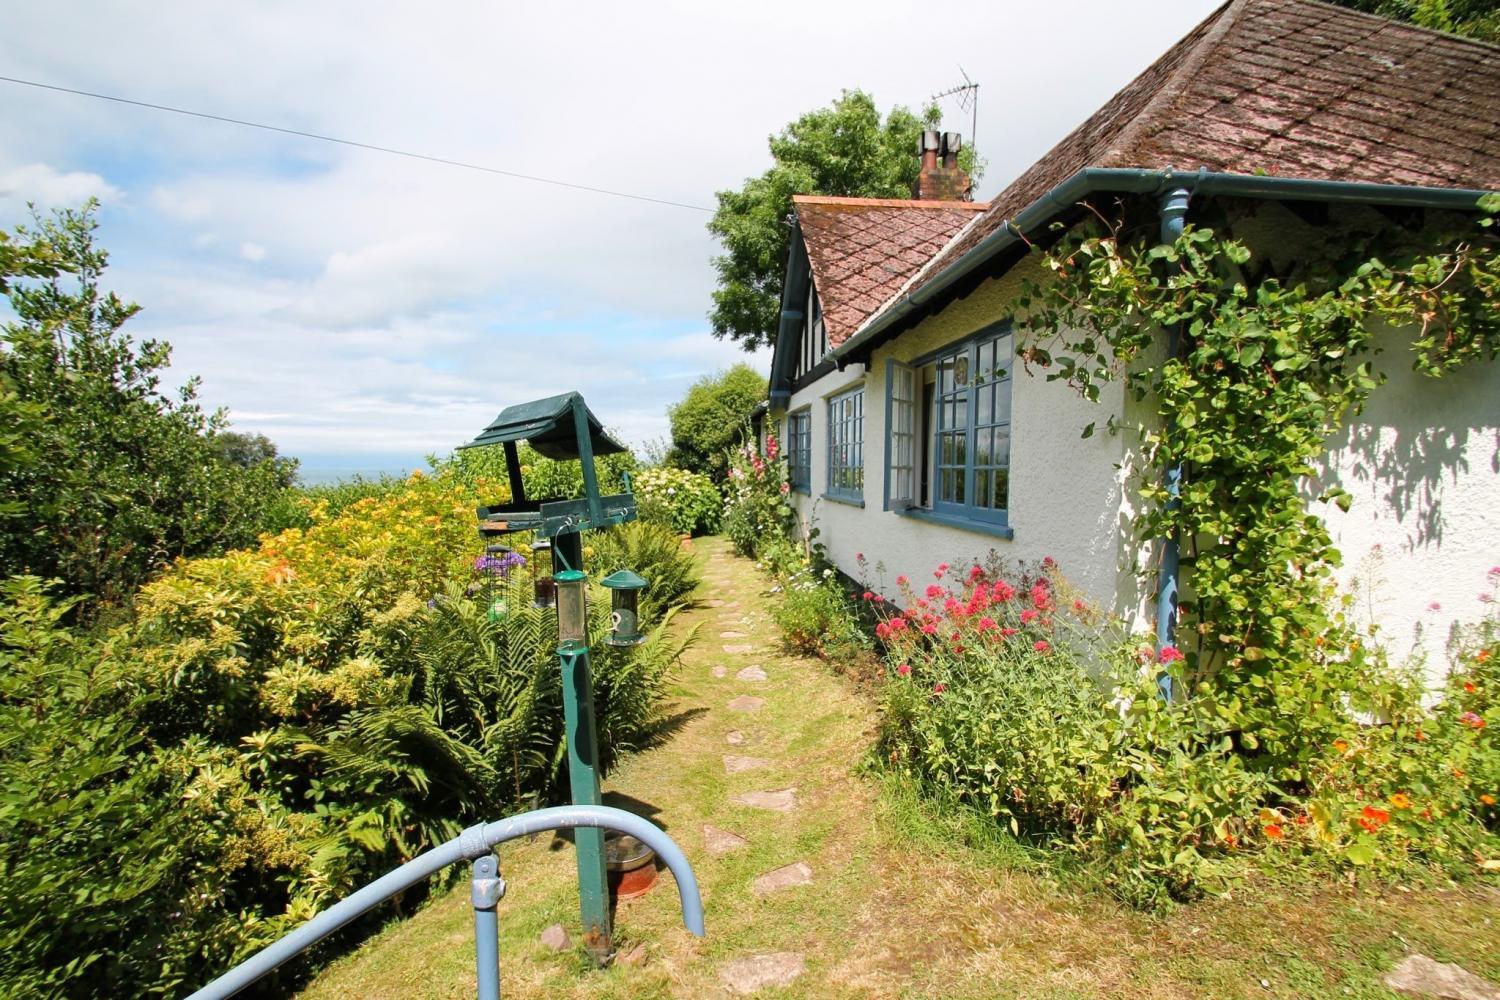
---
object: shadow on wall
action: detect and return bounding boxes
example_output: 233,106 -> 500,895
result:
1321,356 -> 1500,553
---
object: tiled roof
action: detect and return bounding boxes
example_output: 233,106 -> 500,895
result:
898,0 -> 1500,302
793,196 -> 988,346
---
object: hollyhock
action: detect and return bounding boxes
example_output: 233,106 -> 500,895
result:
1158,645 -> 1184,664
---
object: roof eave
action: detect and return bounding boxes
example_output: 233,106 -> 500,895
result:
831,167 -> 1497,364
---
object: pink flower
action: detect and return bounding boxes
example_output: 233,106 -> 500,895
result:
937,563 -> 950,573
977,617 -> 997,632
922,624 -> 938,635
1020,609 -> 1038,624
926,584 -> 944,599
863,591 -> 875,601
780,481 -> 791,495
991,582 -> 1015,602
1159,645 -> 1184,664
944,598 -> 961,613
1001,627 -> 1019,637
1034,640 -> 1050,653
969,565 -> 984,580
897,663 -> 911,677
933,683 -> 946,694
896,575 -> 908,586
1043,556 -> 1056,568
873,594 -> 885,604
1459,711 -> 1486,729
1073,599 -> 1086,612
1428,601 -> 1442,611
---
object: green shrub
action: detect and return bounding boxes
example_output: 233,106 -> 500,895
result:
772,566 -> 870,662
589,519 -> 701,621
441,441 -> 636,504
665,364 -> 766,478
875,560 -> 1500,906
1,204 -> 296,608
720,436 -> 793,558
632,466 -> 721,536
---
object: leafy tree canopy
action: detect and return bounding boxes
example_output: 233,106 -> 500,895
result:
1,202 -> 293,608
666,363 -> 767,478
707,89 -> 979,351
1328,0 -> 1499,42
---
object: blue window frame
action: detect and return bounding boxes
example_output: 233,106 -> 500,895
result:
933,328 -> 1012,523
786,409 -> 811,494
826,385 -> 864,501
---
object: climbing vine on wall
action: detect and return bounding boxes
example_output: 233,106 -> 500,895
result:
1016,194 -> 1500,781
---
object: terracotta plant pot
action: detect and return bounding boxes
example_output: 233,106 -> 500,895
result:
605,832 -> 658,900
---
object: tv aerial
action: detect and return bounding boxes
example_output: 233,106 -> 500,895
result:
932,66 -> 979,153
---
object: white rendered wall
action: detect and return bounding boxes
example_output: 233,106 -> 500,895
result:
776,259 -> 1150,623
1318,327 -> 1500,680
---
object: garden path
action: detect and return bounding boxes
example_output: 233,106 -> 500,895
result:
302,538 -> 1500,999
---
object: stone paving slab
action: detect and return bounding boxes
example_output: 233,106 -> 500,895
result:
752,861 -> 813,896
723,643 -> 755,654
720,953 -> 806,994
703,823 -> 750,856
736,665 -> 768,682
725,730 -> 746,745
732,788 -> 797,812
727,695 -> 765,713
723,754 -> 770,774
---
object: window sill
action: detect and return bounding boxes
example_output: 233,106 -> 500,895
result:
791,486 -> 811,497
893,507 -> 1014,539
821,492 -> 865,508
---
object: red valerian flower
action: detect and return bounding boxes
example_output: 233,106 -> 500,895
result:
926,584 -> 944,599
977,617 -> 998,632
896,575 -> 908,586
1031,582 -> 1051,609
873,594 -> 885,603
896,663 -> 911,677
1001,627 -> 1019,637
1158,645 -> 1185,664
1020,609 -> 1038,624
863,591 -> 875,600
1073,599 -> 1086,612
1043,556 -> 1056,568
1034,640 -> 1050,653
969,565 -> 984,580
992,581 -> 1015,602
944,598 -> 961,613
922,624 -> 938,635
933,683 -> 946,694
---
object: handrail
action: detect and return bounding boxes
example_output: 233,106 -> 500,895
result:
185,805 -> 705,1000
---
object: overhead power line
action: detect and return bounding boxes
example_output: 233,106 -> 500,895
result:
0,74 -> 715,213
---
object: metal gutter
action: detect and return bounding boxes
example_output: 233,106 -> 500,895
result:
830,167 -> 1495,364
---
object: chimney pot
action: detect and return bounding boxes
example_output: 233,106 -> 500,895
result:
914,131 -> 971,202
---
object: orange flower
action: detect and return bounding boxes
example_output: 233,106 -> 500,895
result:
1333,739 -> 1350,754
1465,681 -> 1478,693
1478,650 -> 1491,663
1414,729 -> 1428,742
1482,794 -> 1497,807
1390,793 -> 1412,810
1264,824 -> 1285,840
1223,833 -> 1238,848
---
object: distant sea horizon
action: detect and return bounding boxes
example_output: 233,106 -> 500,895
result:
294,457 -> 426,487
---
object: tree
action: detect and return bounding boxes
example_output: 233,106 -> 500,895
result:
708,89 -> 979,351
1,202 -> 292,607
213,430 -> 299,488
667,364 -> 768,478
1327,0 -> 1499,42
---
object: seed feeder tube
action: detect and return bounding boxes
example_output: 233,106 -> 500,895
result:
600,570 -> 648,647
530,539 -> 557,608
555,570 -> 589,652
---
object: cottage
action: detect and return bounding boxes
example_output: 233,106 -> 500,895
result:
763,0 -> 1500,675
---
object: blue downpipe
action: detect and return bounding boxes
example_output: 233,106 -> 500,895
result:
1155,187 -> 1192,701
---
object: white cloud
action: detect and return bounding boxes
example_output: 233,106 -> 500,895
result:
0,163 -> 120,215
0,0 -> 1222,470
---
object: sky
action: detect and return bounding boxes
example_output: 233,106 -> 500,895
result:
0,0 -> 1222,478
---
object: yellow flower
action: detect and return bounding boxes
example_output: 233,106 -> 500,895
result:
1333,739 -> 1350,754
1389,792 -> 1412,810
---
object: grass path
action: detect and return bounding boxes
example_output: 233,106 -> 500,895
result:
302,538 -> 1500,998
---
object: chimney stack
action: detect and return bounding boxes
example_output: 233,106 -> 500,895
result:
914,130 -> 971,201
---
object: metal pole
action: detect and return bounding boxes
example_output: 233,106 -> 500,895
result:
1155,186 -> 1192,701
470,855 -> 505,1000
552,530 -> 611,963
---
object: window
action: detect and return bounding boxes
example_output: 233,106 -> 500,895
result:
826,385 -> 864,501
786,409 -> 811,494
886,325 -> 1013,528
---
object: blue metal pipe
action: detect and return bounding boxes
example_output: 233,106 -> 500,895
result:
185,805 -> 706,1000
1155,188 -> 1192,700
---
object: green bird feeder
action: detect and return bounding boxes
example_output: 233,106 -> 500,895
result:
601,569 -> 648,647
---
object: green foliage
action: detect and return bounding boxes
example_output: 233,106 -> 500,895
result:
708,90 -> 977,350
665,365 -> 767,478
771,567 -> 870,663
0,470 -> 693,996
1328,0 -> 1500,43
589,519 -> 701,622
720,432 -> 795,558
631,465 -> 721,536
1,203 -> 293,608
440,439 -> 637,503
1016,202 -> 1500,787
